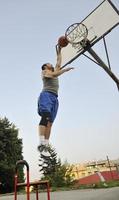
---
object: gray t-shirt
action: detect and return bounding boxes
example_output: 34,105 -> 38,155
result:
42,76 -> 59,95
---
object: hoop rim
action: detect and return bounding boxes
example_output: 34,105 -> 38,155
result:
65,22 -> 88,45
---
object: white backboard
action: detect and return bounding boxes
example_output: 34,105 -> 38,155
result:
61,0 -> 119,67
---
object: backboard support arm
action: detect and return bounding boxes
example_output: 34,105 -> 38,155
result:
103,37 -> 111,70
87,47 -> 119,91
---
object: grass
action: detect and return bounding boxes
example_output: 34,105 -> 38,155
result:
72,180 -> 119,190
45,180 -> 119,191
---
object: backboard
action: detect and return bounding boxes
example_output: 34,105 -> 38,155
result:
61,0 -> 119,67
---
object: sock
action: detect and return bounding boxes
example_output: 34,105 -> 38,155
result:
45,139 -> 49,146
40,135 -> 45,145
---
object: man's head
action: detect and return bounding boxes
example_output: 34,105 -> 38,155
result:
41,63 -> 54,71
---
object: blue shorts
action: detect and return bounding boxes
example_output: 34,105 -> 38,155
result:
38,91 -> 59,123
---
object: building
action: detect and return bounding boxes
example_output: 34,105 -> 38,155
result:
72,158 -> 119,180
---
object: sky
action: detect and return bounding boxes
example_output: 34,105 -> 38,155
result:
0,0 -> 119,180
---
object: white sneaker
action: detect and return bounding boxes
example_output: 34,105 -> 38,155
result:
38,144 -> 50,157
40,145 -> 50,157
41,149 -> 50,157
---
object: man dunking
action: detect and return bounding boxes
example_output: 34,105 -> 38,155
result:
37,46 -> 74,157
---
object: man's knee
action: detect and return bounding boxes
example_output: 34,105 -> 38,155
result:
39,112 -> 51,126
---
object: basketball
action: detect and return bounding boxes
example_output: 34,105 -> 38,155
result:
58,36 -> 69,47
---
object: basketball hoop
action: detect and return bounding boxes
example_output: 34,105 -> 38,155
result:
65,23 -> 88,49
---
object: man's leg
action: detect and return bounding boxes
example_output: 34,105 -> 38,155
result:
39,112 -> 52,141
45,122 -> 52,139
44,122 -> 52,145
38,125 -> 46,145
38,112 -> 51,156
38,125 -> 51,157
38,122 -> 52,144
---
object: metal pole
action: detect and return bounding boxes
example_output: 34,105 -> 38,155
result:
87,47 -> 119,90
14,160 -> 30,200
46,182 -> 50,200
35,185 -> 39,200
14,174 -> 18,200
106,156 -> 113,180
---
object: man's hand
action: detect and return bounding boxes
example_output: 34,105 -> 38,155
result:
55,45 -> 62,69
56,44 -> 62,55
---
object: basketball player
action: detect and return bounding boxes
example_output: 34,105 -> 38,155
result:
37,45 -> 74,157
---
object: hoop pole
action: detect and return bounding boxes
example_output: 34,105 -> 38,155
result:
103,37 -> 111,70
82,53 -> 101,66
87,47 -> 119,91
14,160 -> 30,200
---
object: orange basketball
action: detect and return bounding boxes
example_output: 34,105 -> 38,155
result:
58,36 -> 69,47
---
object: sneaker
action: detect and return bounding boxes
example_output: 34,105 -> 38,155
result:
38,144 -> 50,157
38,144 -> 45,152
41,148 -> 50,157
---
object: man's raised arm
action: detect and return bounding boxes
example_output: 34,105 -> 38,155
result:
55,45 -> 62,70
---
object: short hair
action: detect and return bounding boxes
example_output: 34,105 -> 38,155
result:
41,63 -> 47,70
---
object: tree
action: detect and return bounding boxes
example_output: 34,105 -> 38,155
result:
39,146 -> 74,187
0,117 -> 24,193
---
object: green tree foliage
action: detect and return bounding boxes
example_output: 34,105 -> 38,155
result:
39,146 -> 74,187
0,117 -> 24,193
